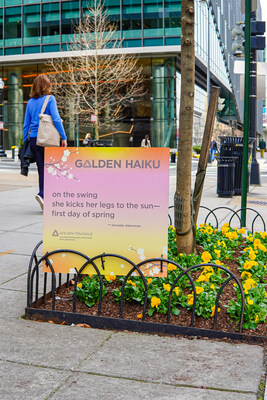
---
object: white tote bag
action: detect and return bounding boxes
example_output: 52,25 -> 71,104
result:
36,95 -> 60,147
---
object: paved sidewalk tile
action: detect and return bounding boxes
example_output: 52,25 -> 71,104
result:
0,288 -> 27,319
49,373 -> 257,400
0,360 -> 71,400
0,319 -> 111,370
0,231 -> 43,256
79,332 -> 263,393
0,254 -> 30,282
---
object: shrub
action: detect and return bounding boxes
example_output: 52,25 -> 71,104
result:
193,145 -> 201,154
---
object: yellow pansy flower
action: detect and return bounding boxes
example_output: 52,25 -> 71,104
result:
77,282 -> 83,288
206,226 -> 213,235
168,263 -> 177,272
211,305 -> 221,317
249,250 -> 257,261
214,249 -> 221,257
195,286 -> 204,295
151,296 -> 161,308
147,278 -> 153,284
137,313 -> 143,319
163,283 -> 171,292
241,271 -> 252,280
127,279 -> 136,287
238,228 -> 246,234
174,287 -> 180,296
187,294 -> 194,306
246,296 -> 254,305
243,278 -> 257,294
255,315 -> 259,323
196,274 -> 206,283
201,251 -> 211,263
210,284 -> 215,290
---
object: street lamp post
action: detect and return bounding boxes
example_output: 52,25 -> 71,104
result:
0,78 -> 6,157
250,11 -> 261,185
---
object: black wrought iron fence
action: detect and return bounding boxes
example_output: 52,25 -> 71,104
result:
26,241 -> 254,341
168,206 -> 266,234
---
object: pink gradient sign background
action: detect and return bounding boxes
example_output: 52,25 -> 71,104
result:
43,147 -> 169,276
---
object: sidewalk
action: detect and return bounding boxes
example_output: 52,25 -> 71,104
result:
0,157 -> 266,399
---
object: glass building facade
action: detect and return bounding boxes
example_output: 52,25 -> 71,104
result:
0,0 -> 254,149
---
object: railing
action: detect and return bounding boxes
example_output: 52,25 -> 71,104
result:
168,206 -> 266,234
27,243 -> 246,336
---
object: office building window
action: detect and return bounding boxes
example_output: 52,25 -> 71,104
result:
23,4 -> 40,45
0,8 -> 3,46
143,0 -> 163,38
61,1 -> 80,43
4,6 -> 22,47
42,3 -> 60,44
122,0 -> 141,39
165,0 -> 181,36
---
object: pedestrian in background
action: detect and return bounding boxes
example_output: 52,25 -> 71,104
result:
23,75 -> 67,211
210,136 -> 217,162
141,135 -> 151,148
259,138 -> 266,158
83,132 -> 93,147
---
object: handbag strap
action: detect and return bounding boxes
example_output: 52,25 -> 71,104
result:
40,95 -> 51,114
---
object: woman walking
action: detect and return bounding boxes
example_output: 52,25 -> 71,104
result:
141,135 -> 151,148
23,75 -> 67,210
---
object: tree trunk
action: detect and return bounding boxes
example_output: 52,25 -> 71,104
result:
175,0 -> 195,254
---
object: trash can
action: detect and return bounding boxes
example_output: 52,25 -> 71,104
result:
171,152 -> 176,163
219,136 -> 254,195
217,156 -> 237,197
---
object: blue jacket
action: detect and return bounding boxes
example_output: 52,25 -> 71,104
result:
23,95 -> 67,142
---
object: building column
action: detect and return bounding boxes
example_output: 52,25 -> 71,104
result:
151,58 -> 176,148
7,69 -> 24,149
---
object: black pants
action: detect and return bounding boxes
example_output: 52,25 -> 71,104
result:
30,137 -> 44,198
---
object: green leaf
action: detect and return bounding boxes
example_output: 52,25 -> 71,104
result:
171,307 -> 180,316
148,308 -> 155,317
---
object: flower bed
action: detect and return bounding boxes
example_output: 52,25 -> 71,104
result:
36,223 -> 267,337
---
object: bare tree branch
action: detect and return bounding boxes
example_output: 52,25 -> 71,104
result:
47,0 -> 144,140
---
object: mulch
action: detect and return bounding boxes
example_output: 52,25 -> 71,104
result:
37,245 -> 267,339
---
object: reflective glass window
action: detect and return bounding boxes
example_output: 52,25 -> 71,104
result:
42,3 -> 60,44
105,0 -> 120,25
43,43 -> 60,52
122,0 -> 141,39
7,0 -> 21,5
143,0 -> 163,38
23,46 -> 41,54
4,6 -> 22,47
5,47 -> 22,55
61,1 -> 80,42
23,5 -> 40,45
164,0 -> 181,36
0,9 -> 3,46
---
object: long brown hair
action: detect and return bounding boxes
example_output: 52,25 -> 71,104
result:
30,75 -> 52,98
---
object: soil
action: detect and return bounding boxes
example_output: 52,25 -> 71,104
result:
37,245 -> 267,338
